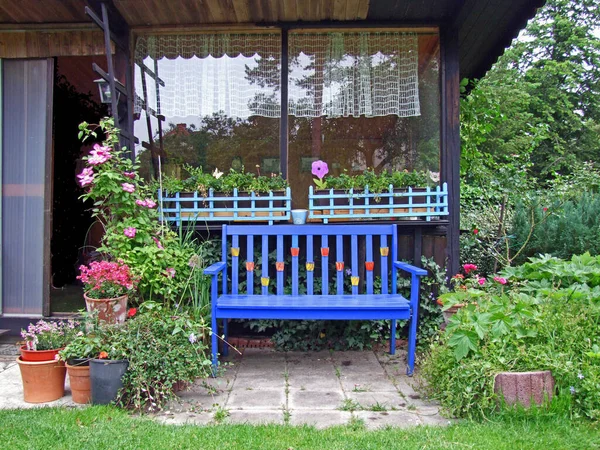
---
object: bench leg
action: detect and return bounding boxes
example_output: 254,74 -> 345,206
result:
222,319 -> 229,357
389,319 -> 397,355
407,315 -> 417,377
211,314 -> 218,377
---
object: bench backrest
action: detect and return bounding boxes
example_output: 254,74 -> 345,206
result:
221,224 -> 400,296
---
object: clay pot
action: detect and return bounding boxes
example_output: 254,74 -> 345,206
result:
84,293 -> 128,324
494,370 -> 555,407
19,346 -> 63,362
66,362 -> 91,404
16,357 -> 66,403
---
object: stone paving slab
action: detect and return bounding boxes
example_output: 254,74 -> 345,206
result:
0,363 -> 77,409
0,346 -> 448,430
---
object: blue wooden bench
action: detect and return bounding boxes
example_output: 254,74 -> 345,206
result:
203,224 -> 427,376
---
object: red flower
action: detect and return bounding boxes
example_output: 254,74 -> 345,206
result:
463,263 -> 478,274
98,351 -> 109,359
473,228 -> 479,235
543,207 -> 548,212
127,308 -> 137,318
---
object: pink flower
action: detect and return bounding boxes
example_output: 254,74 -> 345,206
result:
123,172 -> 136,179
165,268 -> 176,278
136,199 -> 147,207
122,183 -> 135,193
463,264 -> 478,274
311,160 -> 329,179
152,236 -> 164,250
473,228 -> 479,235
477,277 -> 486,286
144,199 -> 156,208
543,207 -> 548,212
493,276 -> 507,285
77,167 -> 95,187
87,143 -> 112,165
124,227 -> 136,238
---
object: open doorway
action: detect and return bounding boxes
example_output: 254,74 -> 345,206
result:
50,56 -> 107,313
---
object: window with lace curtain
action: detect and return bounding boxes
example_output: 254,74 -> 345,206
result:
133,29 -> 440,205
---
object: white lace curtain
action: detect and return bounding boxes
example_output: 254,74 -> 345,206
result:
134,31 -> 420,119
288,32 -> 420,118
135,33 -> 282,119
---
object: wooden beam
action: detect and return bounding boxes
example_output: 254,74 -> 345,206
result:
440,25 -> 461,278
279,28 -> 289,179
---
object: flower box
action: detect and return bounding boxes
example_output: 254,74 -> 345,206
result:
308,184 -> 449,223
158,188 -> 292,225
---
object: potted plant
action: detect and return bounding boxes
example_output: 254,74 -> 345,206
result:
78,260 -> 139,324
19,319 -> 79,361
88,322 -> 130,405
309,160 -> 442,221
17,319 -> 79,403
59,316 -> 107,404
158,165 -> 291,223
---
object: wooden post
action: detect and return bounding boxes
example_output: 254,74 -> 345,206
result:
440,26 -> 461,278
279,29 -> 289,179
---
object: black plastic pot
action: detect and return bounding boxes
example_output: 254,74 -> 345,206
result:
89,359 -> 129,405
67,358 -> 89,367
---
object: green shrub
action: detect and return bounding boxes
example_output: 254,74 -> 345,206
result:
511,193 -> 600,262
116,302 -> 212,411
421,253 -> 600,420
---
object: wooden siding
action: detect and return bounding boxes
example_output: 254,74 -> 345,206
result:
0,30 -> 111,58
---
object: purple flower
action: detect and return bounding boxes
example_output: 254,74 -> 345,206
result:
123,171 -> 136,179
144,198 -> 157,208
77,167 -> 95,187
87,144 -> 112,165
188,333 -> 197,344
165,268 -> 176,278
136,199 -> 147,207
311,160 -> 329,180
345,268 -> 352,276
570,386 -> 576,395
124,227 -> 137,238
152,236 -> 164,250
122,183 -> 135,193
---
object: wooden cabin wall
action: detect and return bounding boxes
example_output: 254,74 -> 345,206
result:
0,29 -> 112,58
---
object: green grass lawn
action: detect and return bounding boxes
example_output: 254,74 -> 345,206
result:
0,406 -> 598,450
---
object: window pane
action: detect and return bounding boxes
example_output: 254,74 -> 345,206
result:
134,33 -> 281,180
288,32 -> 440,208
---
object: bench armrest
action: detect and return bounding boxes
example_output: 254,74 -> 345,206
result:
393,261 -> 428,277
204,261 -> 227,276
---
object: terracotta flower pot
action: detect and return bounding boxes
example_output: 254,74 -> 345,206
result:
17,357 -> 66,403
84,293 -> 128,324
19,346 -> 63,362
66,362 -> 91,404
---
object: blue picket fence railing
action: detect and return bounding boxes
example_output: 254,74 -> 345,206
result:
158,188 -> 292,226
308,183 -> 449,224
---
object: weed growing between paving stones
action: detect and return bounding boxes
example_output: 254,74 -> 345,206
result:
213,406 -> 230,423
339,399 -> 362,412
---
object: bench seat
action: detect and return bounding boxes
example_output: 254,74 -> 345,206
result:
205,223 -> 427,376
216,294 -> 410,320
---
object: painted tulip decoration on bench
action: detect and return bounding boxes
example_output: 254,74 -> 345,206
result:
78,260 -> 139,324
308,160 -> 449,223
204,223 -> 428,376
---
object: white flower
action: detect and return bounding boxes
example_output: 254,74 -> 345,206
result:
428,171 -> 440,183
189,333 -> 197,344
212,168 -> 223,179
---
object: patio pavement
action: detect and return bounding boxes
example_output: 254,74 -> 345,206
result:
0,343 -> 450,429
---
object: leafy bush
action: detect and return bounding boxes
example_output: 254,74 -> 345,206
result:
421,253 -> 600,420
511,192 -> 600,263
116,302 -> 212,411
320,169 -> 433,193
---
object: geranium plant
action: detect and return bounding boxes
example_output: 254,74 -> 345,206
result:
78,260 -> 138,299
21,319 -> 80,351
438,263 -> 508,310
